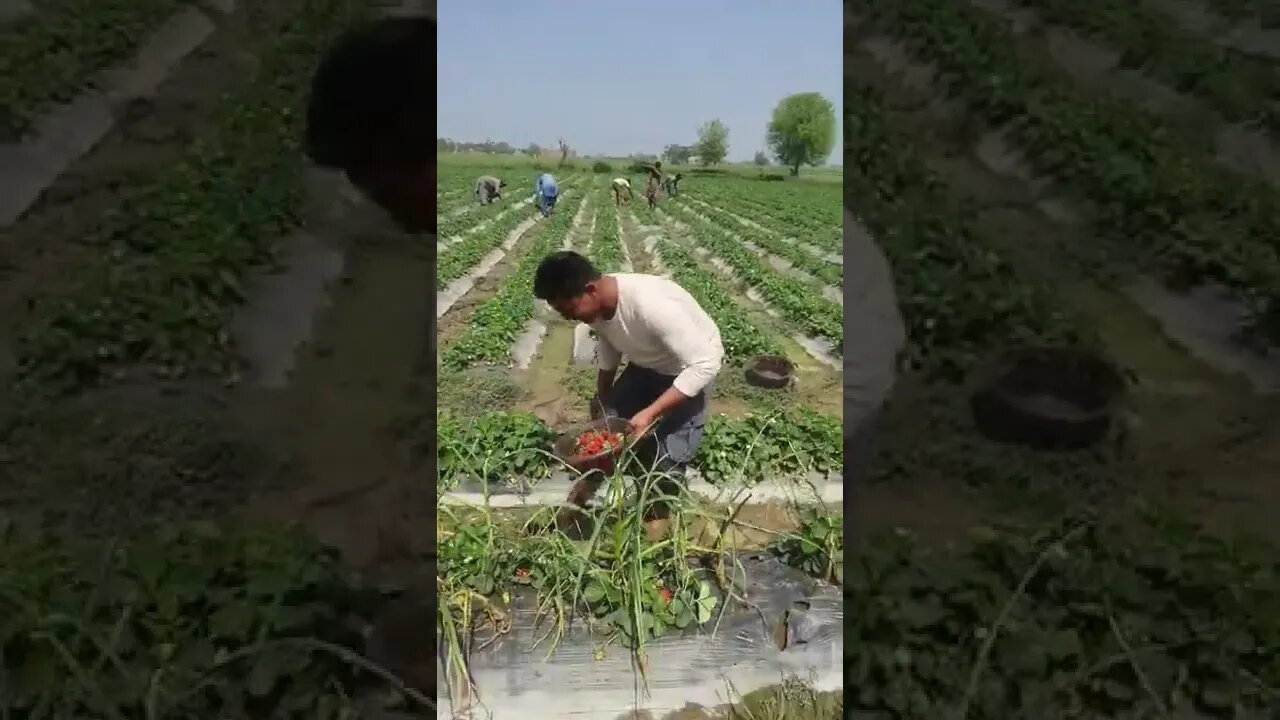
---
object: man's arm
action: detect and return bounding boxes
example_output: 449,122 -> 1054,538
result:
629,296 -> 723,431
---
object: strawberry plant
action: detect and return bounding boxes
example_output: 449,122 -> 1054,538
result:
677,199 -> 843,286
435,409 -> 841,489
0,521 -> 387,717
1006,0 -> 1280,126
845,514 -> 1280,718
698,409 -> 842,485
587,195 -> 625,271
438,204 -> 539,287
690,179 -> 842,252
770,509 -> 843,584
436,410 -> 557,489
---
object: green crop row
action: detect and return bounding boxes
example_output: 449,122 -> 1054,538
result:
665,204 -> 844,351
856,0 -> 1280,340
652,236 -> 786,360
689,179 -> 842,252
437,204 -> 538,287
846,514 -> 1280,718
438,194 -> 584,371
437,407 -> 841,489
0,0 -> 184,138
1005,0 -> 1280,127
0,522 -> 386,717
676,198 -> 843,287
16,0 -> 370,392
588,195 -> 625,271
846,82 -> 1090,379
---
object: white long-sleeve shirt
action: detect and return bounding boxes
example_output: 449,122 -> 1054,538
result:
843,209 -> 906,426
592,273 -> 724,396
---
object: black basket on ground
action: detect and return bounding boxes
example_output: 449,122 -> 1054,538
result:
745,355 -> 795,389
970,347 -> 1126,451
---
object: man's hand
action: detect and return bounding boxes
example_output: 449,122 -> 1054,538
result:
628,408 -> 659,438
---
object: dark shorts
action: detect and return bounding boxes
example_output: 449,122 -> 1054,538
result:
602,364 -> 710,475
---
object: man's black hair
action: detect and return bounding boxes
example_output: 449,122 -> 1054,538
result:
305,17 -> 434,171
533,251 -> 601,302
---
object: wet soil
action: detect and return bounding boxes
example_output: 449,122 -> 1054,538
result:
234,232 -> 432,580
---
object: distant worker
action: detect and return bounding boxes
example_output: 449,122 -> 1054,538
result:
644,161 -> 663,210
534,171 -> 559,217
662,172 -> 684,198
474,175 -> 506,205
611,177 -> 634,206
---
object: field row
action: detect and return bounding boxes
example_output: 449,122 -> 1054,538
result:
12,0 -> 370,393
854,0 -> 1280,340
0,0 -> 188,138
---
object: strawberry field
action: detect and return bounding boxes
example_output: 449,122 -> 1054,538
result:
432,156 -> 847,716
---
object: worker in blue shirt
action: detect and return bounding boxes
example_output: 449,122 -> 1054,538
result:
534,172 -> 558,217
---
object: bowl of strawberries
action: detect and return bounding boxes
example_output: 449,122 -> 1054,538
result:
552,417 -> 634,475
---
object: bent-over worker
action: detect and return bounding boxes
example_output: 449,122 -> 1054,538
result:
662,172 -> 683,197
474,175 -> 506,205
611,177 -> 634,206
534,171 -> 559,217
533,250 -> 724,537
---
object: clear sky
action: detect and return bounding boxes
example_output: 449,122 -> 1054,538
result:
437,1 -> 843,165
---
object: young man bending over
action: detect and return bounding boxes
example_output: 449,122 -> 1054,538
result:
533,251 -> 723,527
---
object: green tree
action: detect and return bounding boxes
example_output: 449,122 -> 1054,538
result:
766,93 -> 835,176
753,151 -> 769,166
693,119 -> 729,166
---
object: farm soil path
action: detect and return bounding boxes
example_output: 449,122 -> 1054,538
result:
436,211 -> 546,344
514,198 -> 598,427
844,34 -> 1280,546
234,229 -> 432,584
616,204 -> 655,274
0,0 -> 305,384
